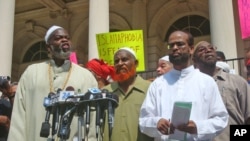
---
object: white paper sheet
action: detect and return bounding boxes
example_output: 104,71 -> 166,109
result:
169,102 -> 192,141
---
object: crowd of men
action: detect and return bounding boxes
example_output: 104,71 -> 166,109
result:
1,25 -> 249,141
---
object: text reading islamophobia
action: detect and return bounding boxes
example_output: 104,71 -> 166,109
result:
96,30 -> 145,71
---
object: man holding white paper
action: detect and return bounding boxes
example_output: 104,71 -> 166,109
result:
139,30 -> 228,141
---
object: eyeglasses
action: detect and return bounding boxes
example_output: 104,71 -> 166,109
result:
196,45 -> 217,53
168,42 -> 186,49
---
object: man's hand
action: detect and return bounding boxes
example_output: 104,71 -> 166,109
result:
157,118 -> 172,135
176,120 -> 197,134
245,117 -> 250,124
0,115 -> 10,130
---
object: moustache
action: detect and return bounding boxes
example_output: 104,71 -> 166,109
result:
116,66 -> 129,74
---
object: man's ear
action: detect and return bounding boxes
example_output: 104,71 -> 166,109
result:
192,56 -> 196,63
45,44 -> 50,50
135,59 -> 139,67
190,45 -> 195,55
46,45 -> 52,58
96,75 -> 102,80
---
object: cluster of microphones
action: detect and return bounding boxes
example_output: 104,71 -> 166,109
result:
40,86 -> 119,141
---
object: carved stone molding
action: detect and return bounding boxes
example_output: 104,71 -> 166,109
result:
127,0 -> 148,4
25,20 -> 36,32
49,8 -> 71,19
37,0 -> 65,11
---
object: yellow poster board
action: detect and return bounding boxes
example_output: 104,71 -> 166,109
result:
96,30 -> 145,71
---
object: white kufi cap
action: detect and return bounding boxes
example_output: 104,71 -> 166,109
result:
115,47 -> 136,59
44,25 -> 63,44
160,55 -> 169,62
216,61 -> 230,73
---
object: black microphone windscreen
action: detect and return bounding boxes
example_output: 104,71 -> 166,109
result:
57,88 -> 62,93
48,92 -> 56,98
112,94 -> 119,103
102,89 -> 109,93
66,86 -> 75,91
40,122 -> 50,137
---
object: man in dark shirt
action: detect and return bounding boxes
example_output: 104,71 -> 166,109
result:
192,41 -> 250,141
0,76 -> 12,141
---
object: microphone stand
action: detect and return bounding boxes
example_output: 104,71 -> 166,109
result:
51,107 -> 57,141
76,101 -> 84,141
40,94 -> 54,138
106,95 -> 113,141
95,94 -> 103,141
58,105 -> 76,141
85,101 -> 90,141
51,101 -> 61,141
106,92 -> 119,141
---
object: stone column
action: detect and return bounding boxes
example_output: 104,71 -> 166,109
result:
88,0 -> 109,60
132,0 -> 148,69
209,0 -> 239,74
0,0 -> 15,76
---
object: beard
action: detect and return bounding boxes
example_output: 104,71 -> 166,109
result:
112,65 -> 136,82
50,44 -> 71,60
199,58 -> 216,68
169,52 -> 190,65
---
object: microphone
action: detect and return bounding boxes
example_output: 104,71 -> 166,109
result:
73,87 -> 102,129
58,86 -> 76,139
84,91 -> 91,136
103,89 -> 119,139
59,86 -> 76,114
95,92 -> 103,138
75,89 -> 84,141
57,88 -> 62,94
40,92 -> 56,138
67,87 -> 102,99
59,85 -> 75,116
66,86 -> 74,91
58,106 -> 76,140
51,88 -> 62,138
56,86 -> 78,103
67,93 -> 85,99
